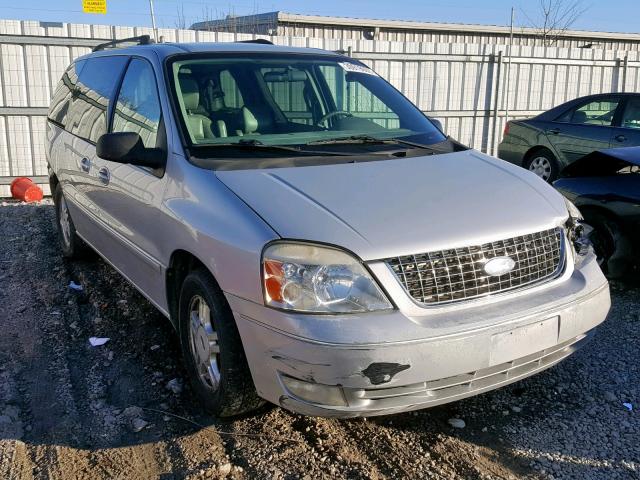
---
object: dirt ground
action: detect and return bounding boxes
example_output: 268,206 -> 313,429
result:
0,200 -> 637,480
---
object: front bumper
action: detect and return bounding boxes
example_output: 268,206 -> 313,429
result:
228,253 -> 610,418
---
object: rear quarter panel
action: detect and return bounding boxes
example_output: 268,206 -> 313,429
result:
498,119 -> 556,166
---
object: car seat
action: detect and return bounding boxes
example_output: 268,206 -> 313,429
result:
178,76 -> 220,141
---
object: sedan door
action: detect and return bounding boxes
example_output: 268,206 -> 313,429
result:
609,95 -> 640,149
89,57 -> 169,308
546,96 -> 622,165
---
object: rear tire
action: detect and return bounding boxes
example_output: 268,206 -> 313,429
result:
178,269 -> 264,417
53,184 -> 91,259
525,148 -> 559,182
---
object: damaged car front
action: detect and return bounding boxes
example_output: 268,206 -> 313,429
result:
168,47 -> 610,417
554,146 -> 640,277
218,159 -> 610,417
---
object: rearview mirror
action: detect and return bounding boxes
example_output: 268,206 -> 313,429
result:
263,69 -> 307,82
96,132 -> 165,169
428,117 -> 444,132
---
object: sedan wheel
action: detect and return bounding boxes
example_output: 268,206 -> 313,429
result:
529,156 -> 553,181
187,294 -> 221,393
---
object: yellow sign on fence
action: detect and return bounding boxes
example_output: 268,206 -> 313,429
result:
82,0 -> 107,14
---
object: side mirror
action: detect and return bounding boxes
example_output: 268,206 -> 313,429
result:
428,117 -> 444,132
96,132 -> 165,169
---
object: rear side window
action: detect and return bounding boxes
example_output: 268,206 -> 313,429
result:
48,60 -> 86,127
556,97 -> 620,126
112,58 -> 162,148
621,97 -> 640,130
66,56 -> 128,143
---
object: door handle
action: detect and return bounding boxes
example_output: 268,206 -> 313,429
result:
547,128 -> 560,135
615,134 -> 627,142
80,157 -> 91,172
98,166 -> 110,185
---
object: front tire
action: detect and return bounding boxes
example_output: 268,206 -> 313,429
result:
178,269 -> 263,417
525,148 -> 559,182
583,211 -> 630,278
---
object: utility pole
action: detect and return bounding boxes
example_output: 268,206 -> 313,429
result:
148,0 -> 158,41
505,7 -> 515,123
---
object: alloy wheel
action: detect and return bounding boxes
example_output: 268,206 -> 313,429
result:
529,156 -> 552,181
188,295 -> 221,392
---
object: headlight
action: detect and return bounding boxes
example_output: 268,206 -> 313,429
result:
563,197 -> 592,262
262,242 -> 393,313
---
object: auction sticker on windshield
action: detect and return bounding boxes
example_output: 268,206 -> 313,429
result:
339,62 -> 378,76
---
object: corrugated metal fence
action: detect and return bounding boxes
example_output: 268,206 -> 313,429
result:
0,19 -> 639,196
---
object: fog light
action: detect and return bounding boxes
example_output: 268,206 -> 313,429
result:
281,374 -> 348,407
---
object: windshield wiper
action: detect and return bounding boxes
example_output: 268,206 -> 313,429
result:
306,134 -> 446,152
192,139 -> 355,156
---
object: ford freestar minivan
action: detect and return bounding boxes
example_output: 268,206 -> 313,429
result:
46,37 -> 610,417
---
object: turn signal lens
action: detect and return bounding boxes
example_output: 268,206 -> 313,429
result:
264,260 -> 284,303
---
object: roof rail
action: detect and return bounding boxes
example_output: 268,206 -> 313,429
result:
92,35 -> 155,52
236,39 -> 274,45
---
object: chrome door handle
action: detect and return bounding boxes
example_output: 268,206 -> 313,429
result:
98,166 -> 110,185
548,128 -> 561,135
615,134 -> 627,142
80,157 -> 91,172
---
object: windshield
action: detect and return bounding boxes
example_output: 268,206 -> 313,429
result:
168,53 -> 446,153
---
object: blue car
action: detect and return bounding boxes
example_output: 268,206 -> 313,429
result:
554,146 -> 640,277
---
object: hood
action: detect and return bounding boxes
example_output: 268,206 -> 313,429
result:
561,146 -> 640,178
216,150 -> 568,260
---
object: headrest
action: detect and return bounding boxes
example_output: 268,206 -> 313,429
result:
241,106 -> 258,134
572,110 -> 587,124
179,76 -> 200,112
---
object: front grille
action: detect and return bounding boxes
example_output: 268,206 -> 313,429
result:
385,228 -> 564,305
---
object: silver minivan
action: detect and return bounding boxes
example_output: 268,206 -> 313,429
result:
46,37 -> 610,417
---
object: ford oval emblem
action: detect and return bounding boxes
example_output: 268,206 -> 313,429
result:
483,256 -> 516,276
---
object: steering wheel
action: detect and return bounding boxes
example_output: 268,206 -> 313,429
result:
317,110 -> 353,127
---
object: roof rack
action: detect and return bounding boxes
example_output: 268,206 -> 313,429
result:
92,35 -> 155,52
236,39 -> 274,45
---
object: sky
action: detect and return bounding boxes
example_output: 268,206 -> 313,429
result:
0,0 -> 637,34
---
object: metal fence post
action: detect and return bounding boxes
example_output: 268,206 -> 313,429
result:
490,50 -> 503,156
622,54 -> 629,92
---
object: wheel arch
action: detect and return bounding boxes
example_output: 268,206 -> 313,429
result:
49,170 -> 60,199
523,145 -> 557,164
575,202 -> 623,228
166,249 -> 222,329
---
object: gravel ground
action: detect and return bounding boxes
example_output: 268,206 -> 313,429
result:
0,200 -> 637,480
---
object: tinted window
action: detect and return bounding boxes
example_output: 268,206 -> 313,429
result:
557,97 -> 619,126
621,97 -> 640,130
112,59 -> 162,148
66,56 -> 128,142
48,60 -> 86,127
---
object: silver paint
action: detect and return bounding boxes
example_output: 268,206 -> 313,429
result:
47,42 -> 610,417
